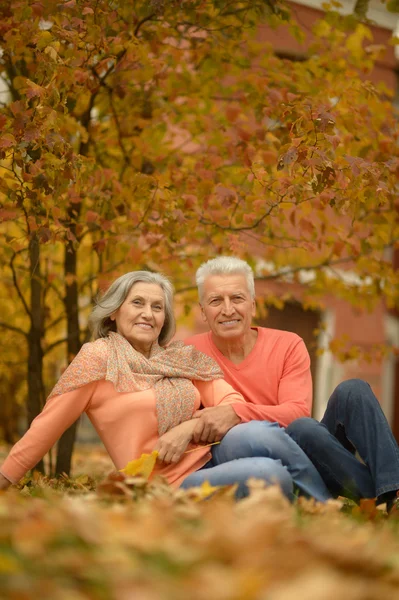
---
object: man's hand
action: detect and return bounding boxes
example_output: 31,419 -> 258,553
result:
192,405 -> 241,444
154,420 -> 195,465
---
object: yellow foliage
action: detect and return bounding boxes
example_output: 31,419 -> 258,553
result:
186,480 -> 223,501
120,451 -> 159,479
346,24 -> 373,61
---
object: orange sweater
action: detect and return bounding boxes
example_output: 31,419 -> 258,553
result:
0,373 -> 244,487
185,328 -> 312,428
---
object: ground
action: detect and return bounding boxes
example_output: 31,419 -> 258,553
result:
1,444 -> 399,600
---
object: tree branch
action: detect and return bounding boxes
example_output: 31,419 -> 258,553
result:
199,199 -> 281,231
44,313 -> 66,334
353,0 -> 370,20
256,237 -> 399,281
134,13 -> 157,37
0,321 -> 28,337
43,337 -> 68,355
10,251 -> 32,320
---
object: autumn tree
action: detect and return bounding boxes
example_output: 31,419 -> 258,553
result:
0,0 -> 398,473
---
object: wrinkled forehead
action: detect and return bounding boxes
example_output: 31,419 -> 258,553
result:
127,281 -> 165,301
202,273 -> 251,298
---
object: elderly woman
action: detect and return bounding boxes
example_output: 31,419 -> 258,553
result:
0,271 -> 294,499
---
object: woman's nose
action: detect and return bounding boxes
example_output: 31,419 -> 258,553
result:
140,305 -> 152,318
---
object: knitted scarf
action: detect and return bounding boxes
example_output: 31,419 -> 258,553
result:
49,332 -> 223,434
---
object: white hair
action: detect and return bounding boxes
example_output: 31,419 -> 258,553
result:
196,257 -> 255,301
89,271 -> 175,346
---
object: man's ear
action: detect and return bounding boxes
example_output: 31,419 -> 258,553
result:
200,304 -> 208,322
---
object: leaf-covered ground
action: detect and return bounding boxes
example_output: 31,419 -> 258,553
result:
1,444 -> 399,600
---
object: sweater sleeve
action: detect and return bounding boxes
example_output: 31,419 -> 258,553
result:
231,339 -> 312,427
0,381 -> 97,484
193,379 -> 245,409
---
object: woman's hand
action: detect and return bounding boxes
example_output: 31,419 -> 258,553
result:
0,473 -> 11,491
154,420 -> 197,465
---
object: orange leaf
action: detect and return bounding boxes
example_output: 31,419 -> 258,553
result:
86,210 -> 99,223
0,133 -> 16,148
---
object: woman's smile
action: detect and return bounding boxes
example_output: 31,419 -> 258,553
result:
111,282 -> 166,356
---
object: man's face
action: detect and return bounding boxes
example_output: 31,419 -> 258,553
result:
200,274 -> 256,341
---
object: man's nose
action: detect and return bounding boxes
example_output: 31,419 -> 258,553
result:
221,300 -> 234,314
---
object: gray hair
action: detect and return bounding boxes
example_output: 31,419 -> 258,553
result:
89,271 -> 175,346
196,257 -> 255,301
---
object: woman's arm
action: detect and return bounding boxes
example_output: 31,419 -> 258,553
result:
0,381 -> 97,484
0,472 -> 11,490
154,419 -> 197,464
154,378 -> 244,464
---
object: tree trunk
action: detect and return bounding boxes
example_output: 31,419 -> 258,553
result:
55,98 -> 92,476
27,234 -> 45,473
55,212 -> 82,476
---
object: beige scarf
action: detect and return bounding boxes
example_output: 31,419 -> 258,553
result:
49,332 -> 223,434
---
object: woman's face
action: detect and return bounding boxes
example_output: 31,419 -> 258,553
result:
111,282 -> 166,357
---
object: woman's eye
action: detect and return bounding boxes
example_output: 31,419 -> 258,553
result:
133,300 -> 142,305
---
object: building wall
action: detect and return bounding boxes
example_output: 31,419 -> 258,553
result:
257,1 -> 399,428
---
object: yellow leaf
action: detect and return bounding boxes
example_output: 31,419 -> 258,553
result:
346,24 -> 373,60
120,451 -> 159,479
37,30 -> 53,50
191,480 -> 221,500
0,553 -> 19,573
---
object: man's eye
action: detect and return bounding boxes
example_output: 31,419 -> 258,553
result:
210,299 -> 220,305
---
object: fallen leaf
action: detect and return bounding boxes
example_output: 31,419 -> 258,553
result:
120,451 -> 159,479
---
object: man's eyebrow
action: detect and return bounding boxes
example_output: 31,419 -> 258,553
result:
206,291 -> 246,299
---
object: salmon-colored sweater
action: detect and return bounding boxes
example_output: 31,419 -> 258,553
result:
185,328 -> 312,428
0,368 -> 244,487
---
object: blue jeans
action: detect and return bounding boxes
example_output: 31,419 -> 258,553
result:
181,455 -> 293,500
286,379 -> 399,501
180,421 -> 331,502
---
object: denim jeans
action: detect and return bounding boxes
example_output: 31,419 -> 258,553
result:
180,454 -> 294,500
180,421 -> 332,502
286,379 -> 399,501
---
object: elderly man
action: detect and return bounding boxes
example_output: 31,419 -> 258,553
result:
186,256 -> 399,508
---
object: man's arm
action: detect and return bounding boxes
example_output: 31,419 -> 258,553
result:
233,339 -> 312,427
191,379 -> 243,444
192,339 -> 312,441
232,398 -> 310,428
